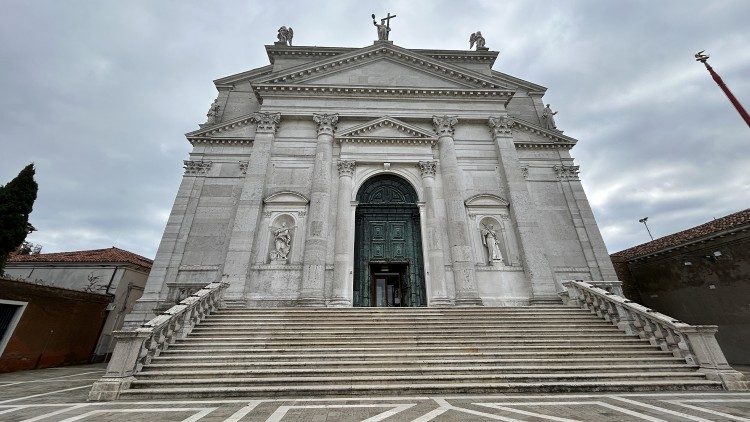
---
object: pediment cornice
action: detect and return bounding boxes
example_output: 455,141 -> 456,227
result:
253,83 -> 513,102
255,43 -> 509,90
185,114 -> 257,139
510,119 -> 578,149
265,45 -> 499,66
336,116 -> 437,145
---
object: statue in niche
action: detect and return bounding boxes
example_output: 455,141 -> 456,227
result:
270,222 -> 294,262
206,99 -> 221,124
276,26 -> 293,46
481,223 -> 505,265
372,13 -> 396,41
469,31 -> 488,51
542,103 -> 559,131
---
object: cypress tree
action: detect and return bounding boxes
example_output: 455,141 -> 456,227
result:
0,164 -> 38,273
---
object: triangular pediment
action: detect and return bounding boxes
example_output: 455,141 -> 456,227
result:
255,43 -> 509,90
336,116 -> 436,144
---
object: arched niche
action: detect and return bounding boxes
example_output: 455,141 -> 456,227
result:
465,194 -> 521,267
259,191 -> 309,265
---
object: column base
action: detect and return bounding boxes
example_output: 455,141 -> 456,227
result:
296,297 -> 327,307
454,297 -> 484,307
429,297 -> 453,307
328,298 -> 352,308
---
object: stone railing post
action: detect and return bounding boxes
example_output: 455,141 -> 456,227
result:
88,281 -> 229,400
432,115 -> 482,306
330,159 -> 355,307
560,280 -> 748,391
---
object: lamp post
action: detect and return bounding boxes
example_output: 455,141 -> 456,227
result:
639,217 -> 654,241
695,51 -> 750,128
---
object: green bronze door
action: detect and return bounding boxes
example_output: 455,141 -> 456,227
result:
353,175 -> 426,307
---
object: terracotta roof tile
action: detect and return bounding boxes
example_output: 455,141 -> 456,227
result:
8,247 -> 153,269
612,208 -> 750,260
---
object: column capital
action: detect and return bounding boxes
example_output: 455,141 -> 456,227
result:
337,160 -> 356,177
250,112 -> 281,133
432,115 -> 459,137
417,160 -> 438,178
488,115 -> 514,137
313,113 -> 339,136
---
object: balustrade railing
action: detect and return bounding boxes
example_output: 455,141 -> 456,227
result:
560,280 -> 747,391
89,281 -> 229,400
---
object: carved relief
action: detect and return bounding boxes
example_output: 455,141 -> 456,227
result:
553,164 -> 581,180
488,115 -> 513,137
250,112 -> 281,134
183,160 -> 212,175
312,113 -> 339,136
520,165 -> 529,179
432,115 -> 459,137
417,161 -> 437,178
337,160 -> 356,177
239,161 -> 249,175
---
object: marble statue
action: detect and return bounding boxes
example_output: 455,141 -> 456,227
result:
270,222 -> 293,261
481,224 -> 504,264
542,104 -> 558,130
469,31 -> 487,50
206,99 -> 221,124
372,13 -> 396,41
277,26 -> 293,46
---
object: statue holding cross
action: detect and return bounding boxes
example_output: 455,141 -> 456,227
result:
372,13 -> 396,41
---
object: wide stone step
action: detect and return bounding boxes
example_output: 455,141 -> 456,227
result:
155,350 -> 674,362
194,318 -> 614,328
119,379 -> 722,399
188,327 -> 623,336
175,337 -> 650,347
185,332 -> 635,341
130,371 -> 709,389
165,343 -> 665,353
137,364 -> 698,379
211,311 -> 591,318
145,356 -> 688,369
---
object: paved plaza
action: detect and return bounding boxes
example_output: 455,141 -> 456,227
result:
0,364 -> 749,421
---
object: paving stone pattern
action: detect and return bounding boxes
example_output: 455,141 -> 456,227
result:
3,364 -> 750,420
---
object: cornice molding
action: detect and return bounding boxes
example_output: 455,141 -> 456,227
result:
511,119 -> 578,148
336,116 -> 437,145
252,84 -> 513,103
265,44 -> 499,65
186,115 -> 257,138
256,43 -> 507,90
188,137 -> 253,146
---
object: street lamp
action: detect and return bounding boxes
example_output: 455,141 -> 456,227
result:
639,217 -> 654,241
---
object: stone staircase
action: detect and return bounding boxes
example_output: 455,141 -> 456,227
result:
119,306 -> 722,398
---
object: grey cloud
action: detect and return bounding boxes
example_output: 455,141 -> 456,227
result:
1,0 -> 748,258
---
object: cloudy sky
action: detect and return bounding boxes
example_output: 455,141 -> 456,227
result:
1,1 -> 748,259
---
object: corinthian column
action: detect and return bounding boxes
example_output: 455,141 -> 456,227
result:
222,112 -> 281,300
488,116 -> 557,302
330,160 -> 356,307
298,113 -> 338,307
418,160 -> 451,306
432,116 -> 482,306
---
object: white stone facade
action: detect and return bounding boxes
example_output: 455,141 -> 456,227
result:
125,41 -> 616,325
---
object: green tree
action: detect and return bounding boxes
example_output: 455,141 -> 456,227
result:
0,164 -> 38,274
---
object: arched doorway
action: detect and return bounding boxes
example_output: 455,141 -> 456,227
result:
353,174 -> 426,307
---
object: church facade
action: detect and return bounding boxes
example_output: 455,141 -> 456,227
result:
126,35 -> 616,325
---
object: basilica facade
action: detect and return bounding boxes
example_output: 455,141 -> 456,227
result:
125,36 -> 616,325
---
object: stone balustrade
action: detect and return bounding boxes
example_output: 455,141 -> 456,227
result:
560,280 -> 748,391
89,281 -> 229,400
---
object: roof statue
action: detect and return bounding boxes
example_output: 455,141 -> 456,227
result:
469,31 -> 488,51
276,26 -> 293,46
372,13 -> 396,41
542,103 -> 560,131
205,98 -> 221,124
